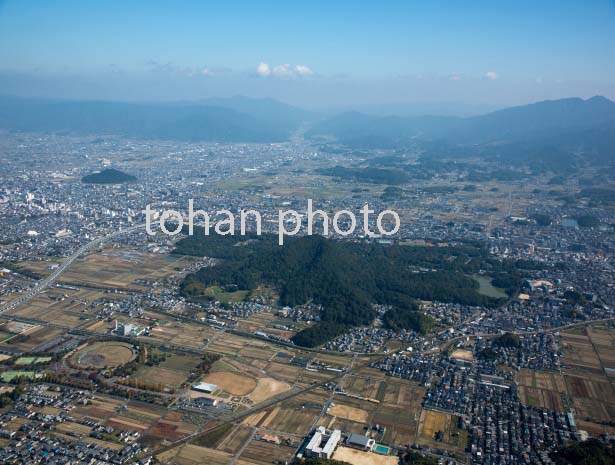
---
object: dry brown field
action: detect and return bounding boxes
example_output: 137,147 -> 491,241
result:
71,395 -> 125,422
217,424 -> 254,455
561,324 -> 615,425
237,440 -> 295,465
333,446 -> 398,465
204,371 -> 257,396
157,444 -> 232,465
249,377 -> 291,403
417,408 -> 468,452
57,249 -> 193,291
329,403 -> 369,423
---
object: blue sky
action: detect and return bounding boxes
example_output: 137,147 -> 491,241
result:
0,0 -> 614,109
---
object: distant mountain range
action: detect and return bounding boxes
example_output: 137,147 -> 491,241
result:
1,95 -> 614,164
308,96 -> 615,144
0,95 -> 312,143
307,96 -> 615,165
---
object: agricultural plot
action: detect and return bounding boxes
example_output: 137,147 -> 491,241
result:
0,325 -> 65,352
54,432 -> 124,451
561,332 -> 603,372
417,408 -> 468,453
237,343 -> 278,362
207,332 -> 250,357
516,369 -> 567,411
55,420 -> 92,437
217,424 -> 254,455
11,259 -> 63,278
144,412 -> 198,444
244,403 -> 319,436
587,326 -> 615,376
147,320 -> 216,349
157,443 -> 232,465
370,403 -> 418,446
5,287 -> 121,331
328,404 -> 370,423
565,374 -> 615,423
576,419 -> 615,438
58,249 -> 193,292
561,324 -> 615,424
71,395 -> 125,423
237,440 -> 295,465
261,361 -> 303,384
340,374 -> 424,446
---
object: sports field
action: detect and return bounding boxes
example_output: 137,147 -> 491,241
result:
74,341 -> 136,368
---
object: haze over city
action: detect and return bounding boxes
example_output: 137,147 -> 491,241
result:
1,0 -> 614,111
1,2 -> 615,465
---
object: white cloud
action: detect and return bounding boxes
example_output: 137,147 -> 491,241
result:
256,62 -> 271,77
147,60 -> 213,78
449,73 -> 462,81
484,71 -> 498,80
256,62 -> 314,78
294,64 -> 314,76
272,63 -> 293,77
185,66 -> 213,77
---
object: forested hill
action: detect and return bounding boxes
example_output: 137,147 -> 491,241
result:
81,168 -> 136,184
175,233 -> 523,348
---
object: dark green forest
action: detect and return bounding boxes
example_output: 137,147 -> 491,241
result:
175,232 -> 519,347
81,168 -> 136,184
551,439 -> 615,465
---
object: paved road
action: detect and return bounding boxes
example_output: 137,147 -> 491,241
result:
0,224 -> 145,314
431,316 -> 615,355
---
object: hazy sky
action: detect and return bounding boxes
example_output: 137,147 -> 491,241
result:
0,0 -> 614,109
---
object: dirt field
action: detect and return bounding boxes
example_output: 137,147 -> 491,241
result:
203,371 -> 257,396
238,440 -> 296,465
565,374 -> 615,422
73,341 -> 136,368
451,349 -> 474,362
561,324 -> 615,424
71,395 -> 125,422
329,404 -> 370,423
58,249 -> 193,291
245,404 -> 316,435
158,444 -> 231,465
131,366 -> 188,389
561,332 -> 603,371
417,409 -> 468,452
333,446 -> 398,465
217,425 -> 254,455
249,377 -> 291,403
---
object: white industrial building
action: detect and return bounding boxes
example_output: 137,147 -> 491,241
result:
191,382 -> 218,393
304,427 -> 341,459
